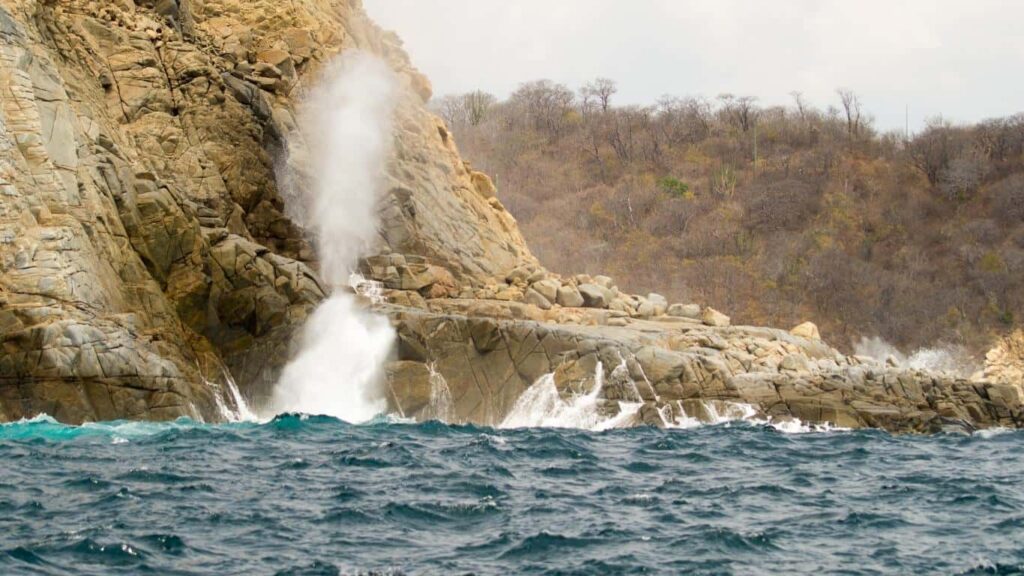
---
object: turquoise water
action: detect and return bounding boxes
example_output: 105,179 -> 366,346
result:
0,415 -> 1022,575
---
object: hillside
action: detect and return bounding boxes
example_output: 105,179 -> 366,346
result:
440,83 -> 1024,355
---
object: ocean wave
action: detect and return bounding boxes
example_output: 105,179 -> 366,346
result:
0,410 -> 1019,446
0,412 -> 1022,574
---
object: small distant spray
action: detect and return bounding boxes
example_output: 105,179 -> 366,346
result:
267,52 -> 398,423
853,336 -> 980,377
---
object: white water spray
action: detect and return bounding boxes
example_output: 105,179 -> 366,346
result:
498,365 -> 839,434
499,363 -> 642,430
267,52 -> 399,423
349,272 -> 387,306
663,400 -> 843,434
853,336 -> 980,377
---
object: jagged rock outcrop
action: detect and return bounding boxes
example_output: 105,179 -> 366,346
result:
0,0 -> 1020,432
0,0 -> 532,422
384,298 -> 1024,433
985,331 -> 1024,393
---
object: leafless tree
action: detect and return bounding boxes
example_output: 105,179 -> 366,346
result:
719,94 -> 759,133
607,106 -> 652,162
434,91 -> 496,129
654,96 -> 711,148
435,94 -> 464,129
837,88 -> 863,140
463,91 -> 496,126
908,117 -> 963,186
581,78 -> 618,113
991,175 -> 1024,223
976,114 -> 1024,163
790,91 -> 808,124
939,147 -> 990,200
510,79 -> 576,138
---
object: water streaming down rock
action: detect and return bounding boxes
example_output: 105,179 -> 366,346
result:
349,272 -> 387,306
266,52 -> 399,422
500,364 -> 640,430
419,365 -> 456,423
499,373 -> 601,430
210,369 -> 258,423
225,379 -> 258,422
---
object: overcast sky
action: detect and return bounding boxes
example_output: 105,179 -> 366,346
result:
363,0 -> 1024,132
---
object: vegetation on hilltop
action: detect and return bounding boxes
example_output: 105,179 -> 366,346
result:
436,81 -> 1024,353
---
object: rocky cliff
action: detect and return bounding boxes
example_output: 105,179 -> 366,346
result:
0,0 -> 1021,432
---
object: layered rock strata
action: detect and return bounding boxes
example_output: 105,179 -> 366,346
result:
0,0 -> 1020,432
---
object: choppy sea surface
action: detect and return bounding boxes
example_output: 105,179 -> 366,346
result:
1,415 -> 1022,575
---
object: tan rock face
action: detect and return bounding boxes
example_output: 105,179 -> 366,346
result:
384,300 -> 1024,433
0,0 -> 532,422
985,331 -> 1024,395
0,0 -> 1020,433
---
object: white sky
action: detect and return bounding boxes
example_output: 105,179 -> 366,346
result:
363,0 -> 1024,132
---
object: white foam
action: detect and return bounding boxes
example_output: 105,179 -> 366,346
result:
224,377 -> 258,422
499,364 -> 646,431
974,427 -> 1012,439
663,400 -> 846,434
497,364 -> 851,433
0,414 -> 59,426
268,294 -> 395,423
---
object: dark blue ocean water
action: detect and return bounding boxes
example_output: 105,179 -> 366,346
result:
0,415 -> 1022,576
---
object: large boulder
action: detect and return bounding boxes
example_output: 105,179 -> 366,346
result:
531,279 -> 560,303
984,330 -> 1024,396
382,302 -> 1024,433
647,293 -> 668,316
524,287 -> 552,310
578,283 -> 609,309
667,303 -> 702,319
556,285 -> 585,308
636,299 -> 658,319
702,308 -> 731,327
790,322 -> 821,340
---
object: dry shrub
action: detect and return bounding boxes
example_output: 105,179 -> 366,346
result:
743,179 -> 821,232
991,174 -> 1024,224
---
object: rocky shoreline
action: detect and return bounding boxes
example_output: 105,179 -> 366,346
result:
378,282 -> 1024,434
0,0 -> 1020,432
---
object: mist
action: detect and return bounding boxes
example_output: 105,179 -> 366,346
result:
266,52 -> 399,422
853,337 -> 982,378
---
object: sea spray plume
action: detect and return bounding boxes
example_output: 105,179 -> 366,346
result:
267,52 -> 399,423
853,336 -> 980,377
271,295 -> 395,422
295,51 -> 399,284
